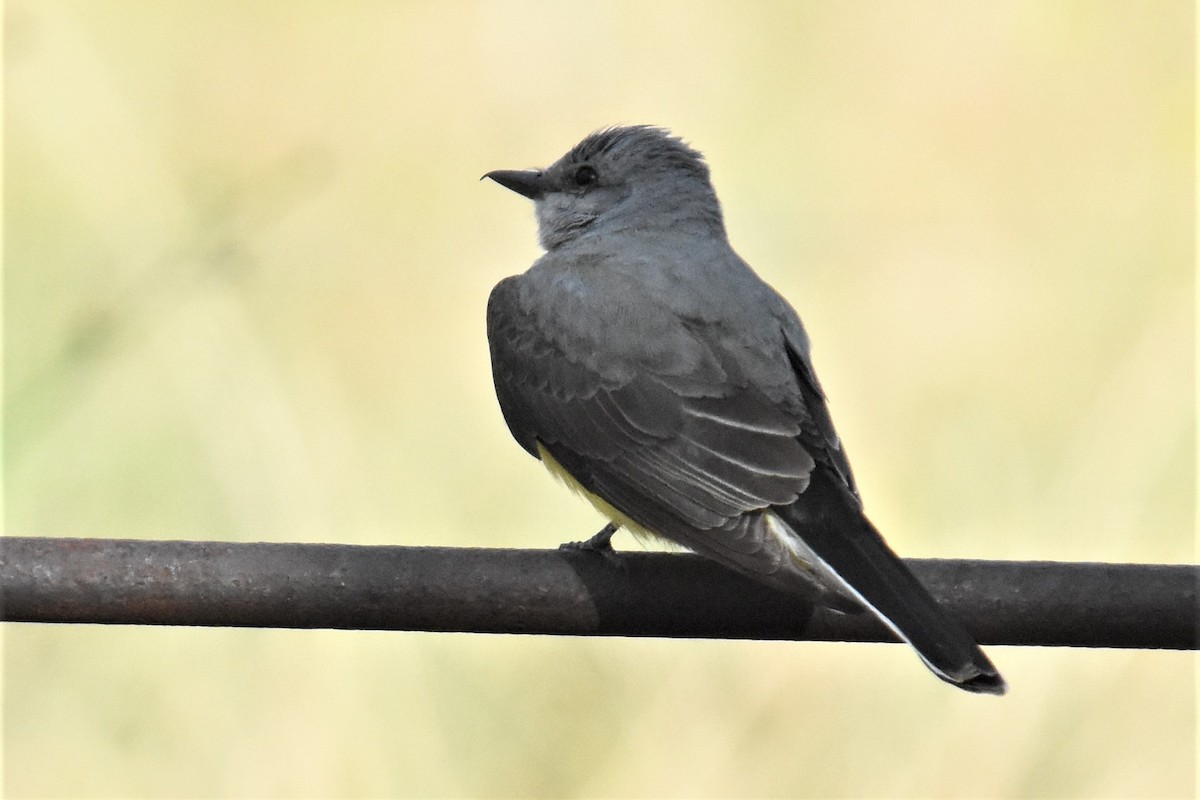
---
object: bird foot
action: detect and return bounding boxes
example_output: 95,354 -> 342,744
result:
559,522 -> 624,568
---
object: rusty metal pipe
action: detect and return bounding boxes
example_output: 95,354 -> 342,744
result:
1,537 -> 1196,649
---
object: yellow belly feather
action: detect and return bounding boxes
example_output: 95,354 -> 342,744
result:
535,442 -> 670,545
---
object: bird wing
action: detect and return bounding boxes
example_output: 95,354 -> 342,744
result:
778,312 -> 860,501
487,275 -> 835,576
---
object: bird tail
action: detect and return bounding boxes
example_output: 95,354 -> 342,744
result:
772,468 -> 1006,695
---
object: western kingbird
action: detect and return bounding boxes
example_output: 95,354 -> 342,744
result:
483,125 -> 1005,694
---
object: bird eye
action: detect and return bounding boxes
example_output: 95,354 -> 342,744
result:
573,165 -> 598,187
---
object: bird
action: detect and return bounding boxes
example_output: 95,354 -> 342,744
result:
482,125 -> 1005,694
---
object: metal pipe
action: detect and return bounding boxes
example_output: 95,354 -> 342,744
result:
1,537 -> 1196,649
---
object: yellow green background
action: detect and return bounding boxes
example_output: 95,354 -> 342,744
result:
4,1 -> 1194,797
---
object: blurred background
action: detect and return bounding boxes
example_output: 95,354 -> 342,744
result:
3,1 -> 1194,797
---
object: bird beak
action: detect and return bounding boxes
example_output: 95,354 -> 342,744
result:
482,169 -> 549,200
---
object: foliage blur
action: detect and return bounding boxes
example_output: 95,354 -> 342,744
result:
4,1 -> 1193,797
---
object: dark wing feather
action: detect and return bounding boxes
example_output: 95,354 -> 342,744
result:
781,325 -> 859,501
487,277 -> 815,536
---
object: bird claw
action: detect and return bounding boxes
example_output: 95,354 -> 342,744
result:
559,522 -> 624,568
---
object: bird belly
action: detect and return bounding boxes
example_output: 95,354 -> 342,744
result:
535,442 -> 678,547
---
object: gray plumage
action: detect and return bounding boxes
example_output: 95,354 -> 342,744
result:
484,125 -> 1005,694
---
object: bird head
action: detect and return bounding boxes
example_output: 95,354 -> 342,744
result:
484,125 -> 726,251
